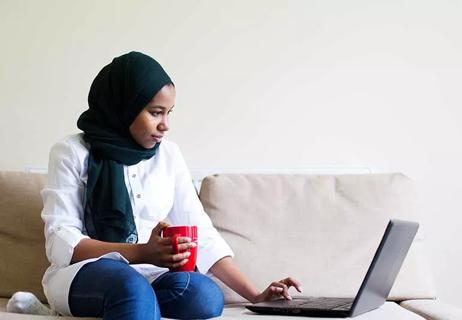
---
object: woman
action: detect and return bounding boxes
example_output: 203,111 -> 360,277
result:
12,51 -> 301,319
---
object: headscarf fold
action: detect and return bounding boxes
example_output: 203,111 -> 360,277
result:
77,51 -> 173,243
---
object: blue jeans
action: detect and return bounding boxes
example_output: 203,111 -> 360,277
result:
68,258 -> 224,320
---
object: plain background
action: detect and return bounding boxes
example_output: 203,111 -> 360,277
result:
1,0 -> 461,308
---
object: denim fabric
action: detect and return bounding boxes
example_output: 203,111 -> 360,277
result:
69,258 -> 224,320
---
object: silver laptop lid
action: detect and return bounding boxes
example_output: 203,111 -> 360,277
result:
350,219 -> 419,317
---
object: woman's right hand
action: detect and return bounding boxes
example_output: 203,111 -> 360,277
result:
140,221 -> 197,268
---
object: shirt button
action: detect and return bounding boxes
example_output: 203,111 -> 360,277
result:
132,174 -> 136,178
136,194 -> 141,199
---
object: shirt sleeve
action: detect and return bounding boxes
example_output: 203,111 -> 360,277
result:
165,144 -> 234,274
40,139 -> 90,268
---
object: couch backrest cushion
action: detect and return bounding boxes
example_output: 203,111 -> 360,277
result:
0,171 -> 48,302
199,173 -> 436,303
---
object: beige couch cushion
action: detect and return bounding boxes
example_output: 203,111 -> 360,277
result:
0,171 -> 48,302
400,299 -> 462,320
200,173 -> 436,304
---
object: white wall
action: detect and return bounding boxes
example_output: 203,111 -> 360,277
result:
1,0 -> 461,307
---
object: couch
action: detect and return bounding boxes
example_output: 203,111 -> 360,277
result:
0,170 -> 461,319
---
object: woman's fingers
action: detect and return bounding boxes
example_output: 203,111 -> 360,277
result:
176,237 -> 196,251
153,221 -> 170,236
169,258 -> 189,268
151,235 -> 196,268
177,241 -> 197,251
158,236 -> 196,251
177,236 -> 193,243
271,282 -> 291,300
270,286 -> 284,294
257,277 -> 303,303
159,251 -> 190,268
170,251 -> 191,262
158,237 -> 172,246
281,277 -> 303,292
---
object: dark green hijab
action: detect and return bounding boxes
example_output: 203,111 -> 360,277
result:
77,51 -> 173,243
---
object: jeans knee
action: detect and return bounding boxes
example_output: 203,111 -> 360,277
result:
152,272 -> 224,319
104,263 -> 158,317
189,274 -> 224,318
112,271 -> 155,302
70,259 -> 160,320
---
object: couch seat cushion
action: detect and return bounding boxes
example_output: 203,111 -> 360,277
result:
0,298 -> 425,319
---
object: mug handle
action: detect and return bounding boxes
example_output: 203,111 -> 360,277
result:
171,233 -> 180,254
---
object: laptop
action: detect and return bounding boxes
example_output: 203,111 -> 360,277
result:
246,219 -> 419,318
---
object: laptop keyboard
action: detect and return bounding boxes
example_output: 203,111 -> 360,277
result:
286,297 -> 354,310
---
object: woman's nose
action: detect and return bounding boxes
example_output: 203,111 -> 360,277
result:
159,115 -> 169,131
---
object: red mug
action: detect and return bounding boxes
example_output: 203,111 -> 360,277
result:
162,225 -> 198,272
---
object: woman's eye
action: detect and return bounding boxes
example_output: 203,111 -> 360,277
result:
150,112 -> 161,117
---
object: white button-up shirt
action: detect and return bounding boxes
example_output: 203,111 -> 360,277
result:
41,133 -> 234,316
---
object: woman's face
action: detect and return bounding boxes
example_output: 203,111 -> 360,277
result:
129,84 -> 176,149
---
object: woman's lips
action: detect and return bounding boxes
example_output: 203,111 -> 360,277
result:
151,135 -> 163,142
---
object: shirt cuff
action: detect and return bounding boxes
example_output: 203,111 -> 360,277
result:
196,234 -> 235,274
49,226 -> 90,267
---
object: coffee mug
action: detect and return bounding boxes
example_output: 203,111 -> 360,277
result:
162,225 -> 198,272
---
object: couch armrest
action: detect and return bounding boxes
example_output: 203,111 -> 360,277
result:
400,299 -> 462,320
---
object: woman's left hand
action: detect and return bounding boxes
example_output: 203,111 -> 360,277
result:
252,277 -> 302,304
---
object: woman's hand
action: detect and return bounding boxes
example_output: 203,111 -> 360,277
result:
252,277 -> 302,304
140,221 -> 197,268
